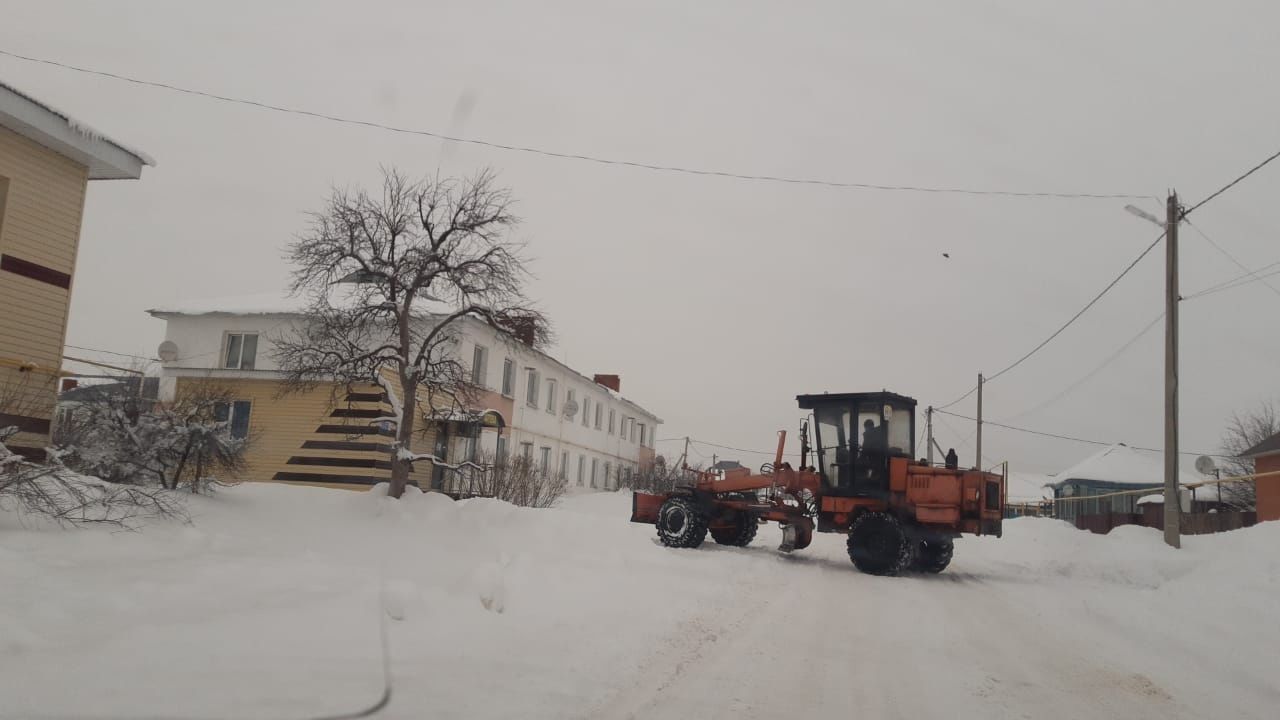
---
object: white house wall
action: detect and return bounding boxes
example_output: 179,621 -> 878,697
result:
152,311 -> 662,491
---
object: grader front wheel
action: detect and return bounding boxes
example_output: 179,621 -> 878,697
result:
847,512 -> 913,576
656,497 -> 709,548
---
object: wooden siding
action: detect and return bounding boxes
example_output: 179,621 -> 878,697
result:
0,124 -> 91,451
173,377 -> 437,491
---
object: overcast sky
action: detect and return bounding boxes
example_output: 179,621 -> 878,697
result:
4,0 -> 1278,474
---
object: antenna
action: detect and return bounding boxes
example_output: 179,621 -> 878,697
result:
1194,455 -> 1217,475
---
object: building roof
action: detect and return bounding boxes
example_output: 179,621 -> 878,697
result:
1241,432 -> 1280,459
58,377 -> 160,403
709,460 -> 745,472
0,81 -> 152,179
1051,443 -> 1201,488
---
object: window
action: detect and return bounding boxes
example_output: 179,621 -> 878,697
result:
501,358 -> 515,396
539,446 -> 551,476
559,450 -> 568,479
496,436 -> 508,462
631,421 -> 638,443
546,379 -> 557,414
608,409 -> 616,435
639,423 -> 647,447
464,434 -> 478,462
581,397 -> 590,427
526,368 -> 540,407
603,462 -> 612,489
223,333 -> 258,370
471,345 -> 488,386
213,400 -> 252,440
594,403 -> 602,430
577,455 -> 585,486
520,441 -> 533,461
621,417 -> 630,441
590,458 -> 599,488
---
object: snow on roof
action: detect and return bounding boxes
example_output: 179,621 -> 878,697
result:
0,80 -> 153,178
1052,443 -> 1201,488
148,291 -> 312,317
147,287 -> 454,318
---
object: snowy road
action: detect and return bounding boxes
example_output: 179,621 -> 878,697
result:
3,486 -> 1276,719
583,533 -> 1201,720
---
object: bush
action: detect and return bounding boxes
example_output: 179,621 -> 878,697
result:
1,426 -> 184,527
55,383 -> 250,493
437,452 -> 567,508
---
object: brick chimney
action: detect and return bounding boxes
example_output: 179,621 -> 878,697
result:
60,378 -> 79,392
593,374 -> 620,392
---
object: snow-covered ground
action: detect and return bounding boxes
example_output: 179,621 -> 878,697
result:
2,484 -> 1277,719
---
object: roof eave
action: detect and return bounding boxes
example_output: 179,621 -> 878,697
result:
0,83 -> 152,180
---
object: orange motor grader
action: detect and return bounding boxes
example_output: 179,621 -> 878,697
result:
631,392 -> 1005,575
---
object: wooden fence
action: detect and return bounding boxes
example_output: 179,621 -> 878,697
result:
1074,508 -> 1257,535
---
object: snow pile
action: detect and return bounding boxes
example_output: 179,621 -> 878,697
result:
1,485 -> 1276,719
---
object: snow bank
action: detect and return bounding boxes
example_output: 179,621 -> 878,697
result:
2,485 -> 1276,719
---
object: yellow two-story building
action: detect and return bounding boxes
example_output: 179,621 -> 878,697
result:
0,81 -> 150,458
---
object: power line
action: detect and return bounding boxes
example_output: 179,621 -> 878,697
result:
1183,146 -> 1280,217
0,48 -> 1158,200
1183,219 -> 1280,302
64,343 -> 155,362
934,408 -> 1226,458
936,232 -> 1164,409
1004,312 -> 1164,421
1183,266 -> 1280,301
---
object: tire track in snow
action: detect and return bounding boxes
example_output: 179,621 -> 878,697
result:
582,563 -> 780,720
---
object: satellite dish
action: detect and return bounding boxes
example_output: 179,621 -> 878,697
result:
562,398 -> 579,419
1195,455 -> 1217,475
157,340 -> 179,362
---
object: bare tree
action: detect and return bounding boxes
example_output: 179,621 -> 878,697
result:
1219,399 -> 1278,511
276,168 -> 549,498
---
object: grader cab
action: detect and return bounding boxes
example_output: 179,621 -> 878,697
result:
631,391 -> 1004,575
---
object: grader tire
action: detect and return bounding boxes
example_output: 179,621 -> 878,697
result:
910,535 -> 954,574
710,513 -> 758,547
656,497 -> 708,548
847,512 -> 912,576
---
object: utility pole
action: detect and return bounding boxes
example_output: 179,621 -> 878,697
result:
1164,192 -> 1182,549
975,373 -> 984,471
926,406 -> 935,465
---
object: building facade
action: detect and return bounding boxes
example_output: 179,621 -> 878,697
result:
148,296 -> 662,491
0,82 -> 150,458
1242,432 -> 1280,522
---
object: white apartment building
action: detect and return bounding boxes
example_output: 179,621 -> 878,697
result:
147,293 -> 662,491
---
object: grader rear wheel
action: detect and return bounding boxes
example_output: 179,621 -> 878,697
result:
656,497 -> 708,548
847,512 -> 913,576
710,513 -> 758,547
910,534 -> 954,573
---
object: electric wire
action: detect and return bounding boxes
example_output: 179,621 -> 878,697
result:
934,408 -> 1227,458
1183,146 -> 1280,217
0,48 -> 1158,199
1183,219 -> 1280,302
935,232 -> 1164,409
